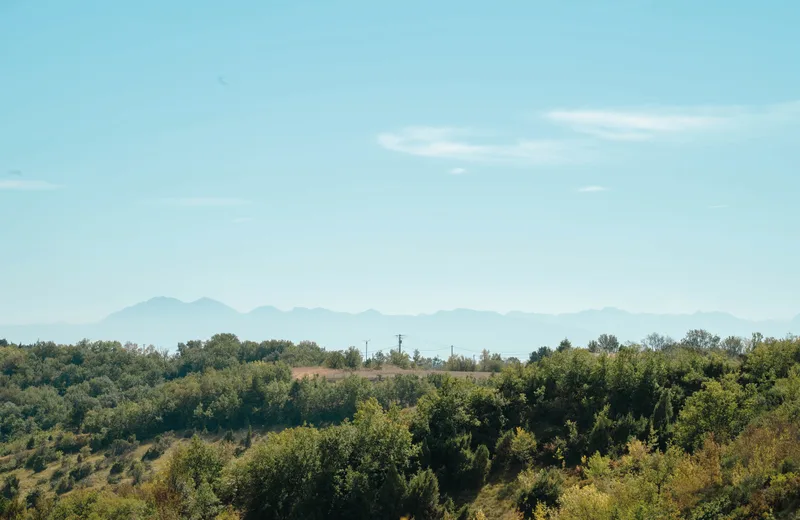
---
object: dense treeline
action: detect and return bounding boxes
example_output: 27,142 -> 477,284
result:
0,335 -> 443,447
2,330 -> 800,519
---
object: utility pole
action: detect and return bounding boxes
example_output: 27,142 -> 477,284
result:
451,345 -> 454,358
396,334 -> 405,354
364,340 -> 370,360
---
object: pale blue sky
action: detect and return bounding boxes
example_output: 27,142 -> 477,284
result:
2,1 -> 799,324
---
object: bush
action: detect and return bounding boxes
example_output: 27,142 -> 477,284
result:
25,446 -> 59,473
344,347 -> 363,369
1,474 -> 19,500
510,428 -> 538,466
107,438 -> 138,458
556,484 -> 613,520
69,463 -> 93,482
129,461 -> 146,484
444,355 -> 476,372
371,351 -> 386,368
24,488 -> 42,509
143,434 -> 173,461
516,468 -> 564,517
55,432 -> 89,453
389,350 -> 411,369
495,428 -> 537,470
54,477 -> 74,495
471,445 -> 491,486
325,351 -> 346,369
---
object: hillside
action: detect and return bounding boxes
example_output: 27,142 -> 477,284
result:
3,332 -> 800,519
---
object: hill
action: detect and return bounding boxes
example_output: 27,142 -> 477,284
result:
4,334 -> 800,518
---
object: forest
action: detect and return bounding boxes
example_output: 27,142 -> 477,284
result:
1,329 -> 799,519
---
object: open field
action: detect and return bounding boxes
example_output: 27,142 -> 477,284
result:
291,365 -> 494,381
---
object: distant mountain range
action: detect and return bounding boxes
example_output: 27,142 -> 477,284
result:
2,297 -> 799,357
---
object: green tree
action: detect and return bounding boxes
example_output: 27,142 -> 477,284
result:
681,329 -> 720,350
471,444 -> 491,487
674,377 -> 751,450
325,351 -> 346,369
406,469 -> 443,520
344,346 -> 363,369
378,464 -> 407,519
596,334 -> 620,353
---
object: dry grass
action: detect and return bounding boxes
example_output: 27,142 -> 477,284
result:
291,365 -> 494,381
468,477 -> 523,520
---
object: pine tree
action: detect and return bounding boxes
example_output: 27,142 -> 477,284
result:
378,465 -> 407,518
244,425 -> 253,449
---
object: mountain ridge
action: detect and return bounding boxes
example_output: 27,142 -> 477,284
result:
1,297 -> 797,356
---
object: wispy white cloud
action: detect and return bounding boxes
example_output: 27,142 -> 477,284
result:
377,127 -> 583,164
545,101 -> 800,141
0,180 -> 60,191
449,167 -> 467,175
155,197 -> 251,207
709,204 -> 729,209
231,217 -> 254,224
378,101 -> 800,165
578,186 -> 608,193
546,110 -> 722,141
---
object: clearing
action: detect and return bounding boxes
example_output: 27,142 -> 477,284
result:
291,366 -> 494,381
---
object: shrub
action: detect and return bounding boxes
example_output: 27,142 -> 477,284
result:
471,445 -> 491,487
495,428 -> 538,470
389,350 -> 411,369
344,347 -> 363,369
69,463 -> 93,482
555,484 -> 613,520
510,428 -> 538,466
55,432 -> 89,453
325,351 -> 346,369
1,474 -> 19,500
107,438 -> 138,458
516,468 -> 564,517
25,446 -> 59,473
54,477 -> 74,495
143,434 -> 173,461
129,461 -> 146,484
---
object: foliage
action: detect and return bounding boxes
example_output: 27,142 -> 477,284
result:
515,468 -> 564,517
2,331 -> 800,519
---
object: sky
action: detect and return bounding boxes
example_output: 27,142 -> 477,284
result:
1,0 -> 799,325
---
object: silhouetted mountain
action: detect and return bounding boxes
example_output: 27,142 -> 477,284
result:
0,298 -> 797,357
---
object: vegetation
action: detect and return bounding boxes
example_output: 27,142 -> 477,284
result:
1,330 -> 800,518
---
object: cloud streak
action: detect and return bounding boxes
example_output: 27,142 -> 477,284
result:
156,197 -> 251,207
449,167 -> 467,175
578,186 -> 608,193
0,180 -> 59,191
545,101 -> 800,141
377,101 -> 800,165
546,110 -> 722,141
377,127 -> 584,165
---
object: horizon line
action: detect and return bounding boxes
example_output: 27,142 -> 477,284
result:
2,295 -> 794,327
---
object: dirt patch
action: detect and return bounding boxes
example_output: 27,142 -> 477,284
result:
291,366 -> 493,381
